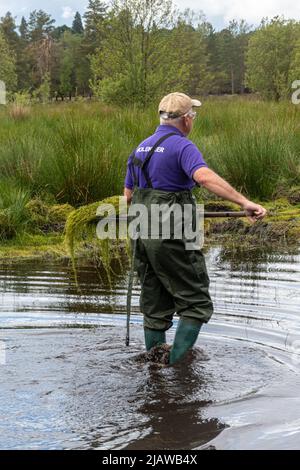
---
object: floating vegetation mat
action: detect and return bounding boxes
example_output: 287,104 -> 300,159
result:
64,195 -> 130,285
63,194 -> 300,286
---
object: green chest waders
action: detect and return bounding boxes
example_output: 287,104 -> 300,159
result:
129,133 -> 214,364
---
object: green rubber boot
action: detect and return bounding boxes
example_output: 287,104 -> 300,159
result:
144,327 -> 166,351
169,318 -> 203,365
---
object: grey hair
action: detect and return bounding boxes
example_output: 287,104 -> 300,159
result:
159,115 -> 183,125
159,108 -> 193,125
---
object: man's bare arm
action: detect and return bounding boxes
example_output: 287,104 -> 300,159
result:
193,167 -> 267,222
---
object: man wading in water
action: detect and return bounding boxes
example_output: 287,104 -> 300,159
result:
124,92 -> 267,365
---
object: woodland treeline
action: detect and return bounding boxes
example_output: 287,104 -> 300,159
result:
0,0 -> 300,105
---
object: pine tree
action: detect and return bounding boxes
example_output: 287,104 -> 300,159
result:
0,12 -> 20,50
80,1 -> 108,96
0,31 -> 17,92
19,16 -> 29,41
72,12 -> 84,35
18,17 -> 31,90
83,0 -> 107,45
28,10 -> 55,42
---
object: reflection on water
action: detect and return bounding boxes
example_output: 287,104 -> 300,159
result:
0,244 -> 300,449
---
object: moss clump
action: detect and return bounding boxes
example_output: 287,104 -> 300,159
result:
26,198 -> 48,221
246,220 -> 290,241
64,195 -> 128,284
287,225 -> 300,242
48,204 -> 74,230
246,220 -> 300,243
264,198 -> 291,212
201,200 -> 240,212
209,218 -> 246,235
264,198 -> 300,222
26,198 -> 74,233
0,233 -> 66,260
204,197 -> 300,245
64,195 -> 123,254
287,187 -> 300,205
207,217 -> 300,244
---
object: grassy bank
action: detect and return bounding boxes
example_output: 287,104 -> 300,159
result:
0,195 -> 299,265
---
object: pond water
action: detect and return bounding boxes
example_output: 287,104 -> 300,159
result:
0,245 -> 300,450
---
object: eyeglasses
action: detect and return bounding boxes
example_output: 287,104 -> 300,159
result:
184,110 -> 197,120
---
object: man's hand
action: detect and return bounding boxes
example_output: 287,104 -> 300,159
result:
193,167 -> 267,223
124,187 -> 133,204
242,200 -> 267,223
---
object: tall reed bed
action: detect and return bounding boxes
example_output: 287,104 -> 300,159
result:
0,102 -> 157,206
0,99 -> 299,206
193,100 -> 300,199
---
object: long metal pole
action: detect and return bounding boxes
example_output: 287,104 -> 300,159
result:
126,238 -> 137,346
203,210 -> 248,218
96,211 -> 250,224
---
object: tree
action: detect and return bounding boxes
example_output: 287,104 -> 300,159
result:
90,0 -> 180,106
57,31 -> 85,98
17,17 -> 31,90
25,11 -> 56,91
229,20 -> 251,93
32,72 -> 51,103
28,10 -> 55,42
83,0 -> 107,44
0,31 -> 17,92
52,25 -> 72,40
289,37 -> 300,86
1,4 -> 299,103
0,12 -> 19,50
72,12 -> 84,35
246,17 -> 298,100
19,16 -> 29,41
1,13 -> 28,91
169,12 -> 213,96
205,25 -> 226,94
80,1 -> 108,96
209,19 -> 251,95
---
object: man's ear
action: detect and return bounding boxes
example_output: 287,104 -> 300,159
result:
182,116 -> 188,130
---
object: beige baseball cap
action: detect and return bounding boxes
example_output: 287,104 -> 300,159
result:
158,92 -> 201,118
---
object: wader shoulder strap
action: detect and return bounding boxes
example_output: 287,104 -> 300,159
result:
135,132 -> 178,188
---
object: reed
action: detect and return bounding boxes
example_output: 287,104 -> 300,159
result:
0,98 -> 299,204
0,180 -> 30,240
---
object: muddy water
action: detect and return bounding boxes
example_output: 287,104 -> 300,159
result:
0,246 -> 300,450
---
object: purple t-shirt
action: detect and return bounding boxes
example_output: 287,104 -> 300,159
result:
124,125 -> 208,191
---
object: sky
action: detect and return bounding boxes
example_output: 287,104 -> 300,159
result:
0,0 -> 300,30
